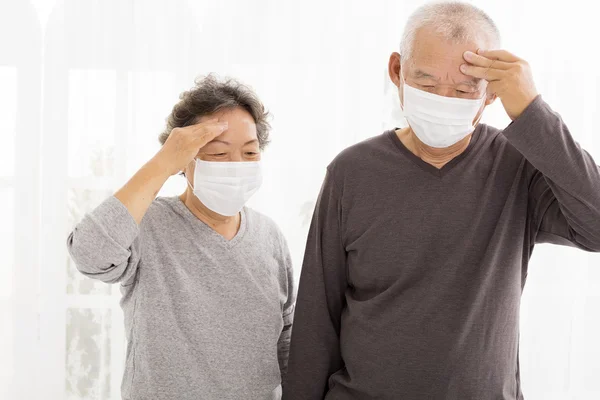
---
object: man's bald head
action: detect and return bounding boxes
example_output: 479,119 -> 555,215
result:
399,2 -> 501,64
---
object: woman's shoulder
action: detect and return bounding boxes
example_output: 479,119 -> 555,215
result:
244,207 -> 286,241
244,208 -> 291,269
150,195 -> 181,210
139,196 -> 185,228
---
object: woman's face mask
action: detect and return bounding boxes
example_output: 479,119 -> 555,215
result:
185,108 -> 263,216
187,159 -> 263,216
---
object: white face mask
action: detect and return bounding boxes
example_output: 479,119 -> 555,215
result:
400,74 -> 486,148
187,159 -> 263,217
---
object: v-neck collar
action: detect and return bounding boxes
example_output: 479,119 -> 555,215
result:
387,125 -> 483,178
171,196 -> 248,248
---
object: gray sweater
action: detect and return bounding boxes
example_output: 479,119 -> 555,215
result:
283,95 -> 600,400
67,195 -> 295,400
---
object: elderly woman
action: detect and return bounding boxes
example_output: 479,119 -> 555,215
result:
67,75 -> 295,400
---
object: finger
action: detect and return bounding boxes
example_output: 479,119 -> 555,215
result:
195,133 -> 223,151
463,51 -> 511,70
199,128 -> 226,144
191,121 -> 228,136
185,126 -> 226,149
183,117 -> 219,130
187,119 -> 226,131
476,49 -> 520,63
460,64 -> 504,81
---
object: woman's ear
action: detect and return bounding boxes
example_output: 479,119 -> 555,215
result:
181,159 -> 196,181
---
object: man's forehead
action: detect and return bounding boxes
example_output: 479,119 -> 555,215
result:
409,66 -> 482,87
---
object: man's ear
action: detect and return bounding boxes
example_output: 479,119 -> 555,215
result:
388,52 -> 402,88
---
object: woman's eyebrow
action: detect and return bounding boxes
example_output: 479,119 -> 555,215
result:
207,139 -> 259,145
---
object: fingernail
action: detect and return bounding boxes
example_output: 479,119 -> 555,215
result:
464,51 -> 474,59
460,64 -> 467,72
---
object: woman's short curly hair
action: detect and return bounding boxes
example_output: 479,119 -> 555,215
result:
159,74 -> 271,149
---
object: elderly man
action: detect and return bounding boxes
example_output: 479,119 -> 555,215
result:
283,2 -> 600,400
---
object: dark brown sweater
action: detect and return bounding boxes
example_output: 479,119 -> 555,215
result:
283,96 -> 600,400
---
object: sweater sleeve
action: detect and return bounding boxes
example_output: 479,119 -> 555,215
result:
503,95 -> 600,252
67,196 -> 142,284
277,233 -> 296,385
283,168 -> 348,400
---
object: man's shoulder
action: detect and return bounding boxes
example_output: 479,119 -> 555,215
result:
480,122 -> 504,141
328,130 -> 393,171
479,122 -> 522,155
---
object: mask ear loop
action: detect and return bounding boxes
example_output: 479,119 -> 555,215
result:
472,93 -> 488,127
398,72 -> 412,133
399,71 -> 406,110
184,159 -> 197,191
186,177 -> 194,191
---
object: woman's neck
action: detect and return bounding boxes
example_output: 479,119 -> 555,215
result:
179,189 -> 241,240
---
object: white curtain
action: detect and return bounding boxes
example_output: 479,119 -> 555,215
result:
1,0 -> 599,398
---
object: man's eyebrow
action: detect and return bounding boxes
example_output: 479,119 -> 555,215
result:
412,70 -> 482,87
412,70 -> 439,80
458,78 -> 482,87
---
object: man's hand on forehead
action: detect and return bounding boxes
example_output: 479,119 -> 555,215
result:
459,49 -> 539,120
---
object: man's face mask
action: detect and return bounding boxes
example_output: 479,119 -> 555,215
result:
186,159 -> 263,216
400,72 -> 487,148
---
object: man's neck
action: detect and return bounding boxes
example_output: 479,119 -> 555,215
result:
179,190 -> 241,240
395,127 -> 473,169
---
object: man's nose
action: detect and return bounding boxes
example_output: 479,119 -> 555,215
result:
436,86 -> 456,98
